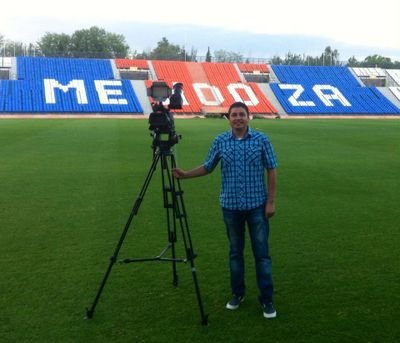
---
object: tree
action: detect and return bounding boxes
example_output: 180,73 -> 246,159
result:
270,55 -> 283,65
363,55 -> 393,68
149,37 -> 182,60
2,41 -> 25,56
37,26 -> 129,58
347,54 -> 400,69
271,51 -> 303,65
186,47 -> 198,62
102,32 -> 130,58
347,56 -> 360,67
1,33 -> 40,57
38,33 -> 72,57
70,27 -> 129,58
146,37 -> 197,61
214,49 -> 244,63
320,46 -> 339,66
270,46 -> 342,66
205,47 -> 212,62
284,52 -> 303,65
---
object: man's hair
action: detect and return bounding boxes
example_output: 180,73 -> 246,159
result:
227,101 -> 249,118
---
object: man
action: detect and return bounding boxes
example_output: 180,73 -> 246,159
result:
172,101 -> 278,319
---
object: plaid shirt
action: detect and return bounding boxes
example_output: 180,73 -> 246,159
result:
203,128 -> 277,210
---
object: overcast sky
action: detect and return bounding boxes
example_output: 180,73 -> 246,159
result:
1,0 -> 400,60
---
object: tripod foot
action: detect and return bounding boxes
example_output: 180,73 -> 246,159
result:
84,307 -> 94,320
201,314 -> 209,326
173,275 -> 178,287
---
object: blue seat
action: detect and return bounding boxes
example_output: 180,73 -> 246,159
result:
270,65 -> 400,115
0,57 -> 143,113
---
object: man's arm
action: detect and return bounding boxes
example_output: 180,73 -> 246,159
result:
265,168 -> 277,218
172,166 -> 209,179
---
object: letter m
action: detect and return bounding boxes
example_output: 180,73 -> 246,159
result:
44,79 -> 88,104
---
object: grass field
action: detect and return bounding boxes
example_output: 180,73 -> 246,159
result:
0,118 -> 399,343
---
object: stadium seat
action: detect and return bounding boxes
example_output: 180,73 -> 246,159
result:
270,65 -> 400,115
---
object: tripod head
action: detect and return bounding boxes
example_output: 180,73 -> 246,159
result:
151,130 -> 181,153
147,81 -> 183,152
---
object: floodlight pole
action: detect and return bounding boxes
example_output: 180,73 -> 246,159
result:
85,140 -> 208,326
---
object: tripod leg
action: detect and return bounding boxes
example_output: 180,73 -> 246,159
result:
188,260 -> 209,326
161,153 -> 178,287
85,152 -> 161,319
169,154 -> 209,326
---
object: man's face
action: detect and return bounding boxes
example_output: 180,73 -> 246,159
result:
228,107 -> 249,131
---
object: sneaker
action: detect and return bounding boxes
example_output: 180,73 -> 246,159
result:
262,302 -> 277,319
226,294 -> 245,310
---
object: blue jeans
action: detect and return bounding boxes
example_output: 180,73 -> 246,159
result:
222,204 -> 273,303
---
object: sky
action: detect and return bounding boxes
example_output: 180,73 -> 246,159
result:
1,0 -> 400,61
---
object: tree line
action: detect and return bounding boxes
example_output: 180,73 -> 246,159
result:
1,26 -> 400,68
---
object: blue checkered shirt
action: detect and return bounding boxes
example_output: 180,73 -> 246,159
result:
203,128 -> 277,210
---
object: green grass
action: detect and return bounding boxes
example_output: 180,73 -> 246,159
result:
0,118 -> 399,342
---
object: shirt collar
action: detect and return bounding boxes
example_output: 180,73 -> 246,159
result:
229,127 -> 253,140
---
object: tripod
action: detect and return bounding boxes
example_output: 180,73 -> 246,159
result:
85,134 -> 208,326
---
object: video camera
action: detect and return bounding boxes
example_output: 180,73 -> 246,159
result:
147,81 -> 183,149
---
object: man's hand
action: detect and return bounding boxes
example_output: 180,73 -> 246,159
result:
172,168 -> 186,179
172,166 -> 208,179
265,200 -> 275,218
266,168 -> 276,219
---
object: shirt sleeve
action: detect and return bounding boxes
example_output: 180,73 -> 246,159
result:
262,137 -> 278,169
203,138 -> 221,172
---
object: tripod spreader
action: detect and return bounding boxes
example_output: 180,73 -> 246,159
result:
119,242 -> 198,264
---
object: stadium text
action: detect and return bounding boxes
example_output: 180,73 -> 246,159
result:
278,84 -> 351,107
44,79 -> 128,105
43,79 -> 261,107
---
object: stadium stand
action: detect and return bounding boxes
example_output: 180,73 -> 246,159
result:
1,57 -> 400,116
237,63 -> 270,83
0,57 -> 12,80
386,69 -> 400,86
150,60 -> 202,113
389,87 -> 400,101
201,62 -> 277,114
270,65 -> 400,115
0,57 -> 12,68
115,59 -> 150,70
0,57 -> 143,113
237,63 -> 269,73
115,59 -> 150,80
0,69 -> 9,80
352,67 -> 386,78
351,67 -> 387,87
145,60 -> 277,115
